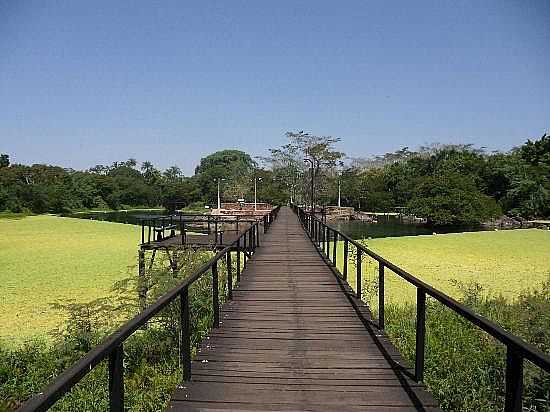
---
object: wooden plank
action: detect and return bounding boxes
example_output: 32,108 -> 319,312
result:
167,207 -> 440,411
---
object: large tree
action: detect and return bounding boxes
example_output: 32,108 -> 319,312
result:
194,150 -> 256,204
0,154 -> 9,169
263,131 -> 345,206
407,172 -> 501,225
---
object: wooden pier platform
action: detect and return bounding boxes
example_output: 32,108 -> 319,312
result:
168,207 -> 440,411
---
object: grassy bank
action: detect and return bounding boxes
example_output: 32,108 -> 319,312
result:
0,215 -> 140,343
333,229 -> 550,304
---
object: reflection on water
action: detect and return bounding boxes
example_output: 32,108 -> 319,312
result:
63,210 -> 168,225
333,215 -> 484,239
67,210 -> 486,238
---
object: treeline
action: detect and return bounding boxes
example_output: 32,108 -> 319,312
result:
0,150 -> 287,214
262,131 -> 549,225
336,134 -> 550,224
2,132 -> 549,224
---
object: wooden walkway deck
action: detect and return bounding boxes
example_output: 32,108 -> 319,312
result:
142,231 -> 243,250
168,207 -> 440,411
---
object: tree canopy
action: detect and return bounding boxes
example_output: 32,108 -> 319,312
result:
1,132 -> 548,224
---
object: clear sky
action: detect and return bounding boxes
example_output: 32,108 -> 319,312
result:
1,1 -> 549,175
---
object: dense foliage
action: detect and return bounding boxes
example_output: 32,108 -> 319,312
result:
382,281 -> 550,411
0,250 -> 225,411
0,151 -> 282,214
330,135 -> 550,224
2,132 -> 549,223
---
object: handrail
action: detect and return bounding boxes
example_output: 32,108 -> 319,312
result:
140,212 -> 271,245
18,206 -> 281,412
291,204 -> 549,412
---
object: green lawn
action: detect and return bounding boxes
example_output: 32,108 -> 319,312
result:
0,216 -> 140,343
332,229 -> 550,305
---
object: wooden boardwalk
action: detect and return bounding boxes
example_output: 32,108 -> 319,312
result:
168,207 -> 439,411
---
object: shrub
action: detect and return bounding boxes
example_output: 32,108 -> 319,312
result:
382,281 -> 550,411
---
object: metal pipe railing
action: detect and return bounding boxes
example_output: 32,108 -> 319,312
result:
18,207 -> 281,412
291,204 -> 549,412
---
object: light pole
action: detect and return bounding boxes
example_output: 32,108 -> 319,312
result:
254,177 -> 262,211
338,177 -> 341,207
304,158 -> 314,213
216,178 -> 226,209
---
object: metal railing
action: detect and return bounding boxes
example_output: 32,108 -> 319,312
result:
140,212 -> 275,245
292,204 -> 549,412
18,207 -> 280,411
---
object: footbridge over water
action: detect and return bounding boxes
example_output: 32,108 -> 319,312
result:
19,207 -> 550,412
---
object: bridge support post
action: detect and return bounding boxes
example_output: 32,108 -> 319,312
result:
314,220 -> 318,244
180,286 -> 191,381
505,348 -> 523,412
356,248 -> 362,299
227,251 -> 233,300
343,239 -> 348,281
138,249 -> 147,312
243,232 -> 247,268
212,260 -> 219,328
415,288 -> 426,382
109,344 -> 124,412
378,263 -> 385,330
236,239 -> 241,282
332,231 -> 337,268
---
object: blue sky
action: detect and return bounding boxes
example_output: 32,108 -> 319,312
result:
1,1 -> 549,175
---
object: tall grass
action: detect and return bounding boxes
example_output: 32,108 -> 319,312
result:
377,280 -> 549,411
0,249 -> 232,411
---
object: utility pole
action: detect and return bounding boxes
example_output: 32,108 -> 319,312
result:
304,158 -> 314,213
216,178 -> 225,209
338,177 -> 341,207
254,177 -> 262,211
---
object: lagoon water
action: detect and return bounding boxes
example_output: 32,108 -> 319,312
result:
333,215 -> 484,239
64,209 -> 168,225
66,210 -> 486,239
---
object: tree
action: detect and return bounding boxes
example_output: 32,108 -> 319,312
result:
194,150 -> 256,204
0,154 -> 9,169
264,131 -> 345,206
407,172 -> 501,225
163,166 -> 183,182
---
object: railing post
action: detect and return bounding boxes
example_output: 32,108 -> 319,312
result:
316,221 -> 320,245
415,288 -> 426,382
243,231 -> 247,268
356,247 -> 362,299
343,239 -> 348,281
332,231 -> 337,267
327,228 -> 331,259
212,260 -> 219,328
236,238 -> 241,282
109,344 -> 124,412
505,348 -> 523,412
314,220 -> 318,244
180,286 -> 191,381
227,252 -> 233,300
324,226 -> 328,254
378,263 -> 385,330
